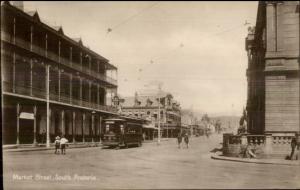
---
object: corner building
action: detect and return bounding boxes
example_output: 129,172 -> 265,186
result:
1,2 -> 118,145
246,1 -> 299,136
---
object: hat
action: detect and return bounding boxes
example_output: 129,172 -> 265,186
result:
55,136 -> 60,140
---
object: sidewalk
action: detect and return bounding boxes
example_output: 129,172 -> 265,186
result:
3,142 -> 101,153
3,139 -> 159,153
211,152 -> 300,166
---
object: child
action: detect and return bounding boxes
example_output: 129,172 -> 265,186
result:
54,136 -> 60,154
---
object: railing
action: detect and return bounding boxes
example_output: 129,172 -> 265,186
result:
32,44 -> 46,57
3,81 -> 46,99
1,31 -> 118,86
49,92 -> 59,101
59,94 -> 71,104
272,135 -> 293,146
247,135 -> 265,145
31,86 -> 46,99
15,36 -> 30,50
3,81 -> 117,113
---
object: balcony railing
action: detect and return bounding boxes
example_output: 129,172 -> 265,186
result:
1,31 -> 117,86
3,81 -> 117,113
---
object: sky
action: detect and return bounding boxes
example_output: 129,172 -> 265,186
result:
24,1 -> 258,116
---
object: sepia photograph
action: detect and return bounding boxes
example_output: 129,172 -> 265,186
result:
1,1 -> 300,189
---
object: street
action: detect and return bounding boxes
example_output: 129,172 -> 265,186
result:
3,134 -> 300,189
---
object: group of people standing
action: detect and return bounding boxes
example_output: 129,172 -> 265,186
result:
54,135 -> 69,155
177,132 -> 189,149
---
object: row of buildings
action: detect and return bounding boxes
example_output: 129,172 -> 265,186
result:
1,1 -> 184,146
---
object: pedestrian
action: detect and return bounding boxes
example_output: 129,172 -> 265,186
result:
290,136 -> 297,160
205,128 -> 210,138
54,136 -> 60,154
60,135 -> 69,155
177,132 -> 182,149
296,133 -> 300,160
184,133 -> 189,149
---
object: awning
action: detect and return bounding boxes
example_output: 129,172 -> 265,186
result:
19,112 -> 34,120
143,124 -> 156,129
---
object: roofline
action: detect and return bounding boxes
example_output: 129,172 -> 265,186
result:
2,1 -> 117,69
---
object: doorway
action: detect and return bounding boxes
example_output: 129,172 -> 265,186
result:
19,119 -> 34,144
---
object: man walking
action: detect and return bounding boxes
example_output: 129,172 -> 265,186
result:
177,132 -> 182,149
184,133 -> 189,149
290,136 -> 297,160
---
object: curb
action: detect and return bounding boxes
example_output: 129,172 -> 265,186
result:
4,144 -> 102,153
211,153 -> 300,166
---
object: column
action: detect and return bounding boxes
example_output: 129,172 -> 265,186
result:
97,85 -> 100,105
46,64 -> 50,147
70,74 -> 73,103
266,2 -> 276,52
16,103 -> 20,145
82,113 -> 85,143
45,34 -> 48,57
58,70 -> 61,101
33,105 -> 37,145
30,61 -> 33,96
91,114 -> 95,143
89,81 -> 92,105
13,17 -> 16,44
30,25 -> 33,51
13,52 -> 16,93
72,111 -> 76,143
61,110 -> 65,136
104,88 -> 107,105
99,115 -> 102,143
79,78 -> 83,101
58,40 -> 61,63
80,52 -> 82,69
70,47 -> 73,66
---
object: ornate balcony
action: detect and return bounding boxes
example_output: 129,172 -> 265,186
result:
3,81 -> 117,113
1,31 -> 117,86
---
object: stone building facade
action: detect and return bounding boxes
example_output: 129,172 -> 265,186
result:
245,1 -> 300,136
1,2 -> 118,146
223,1 -> 299,158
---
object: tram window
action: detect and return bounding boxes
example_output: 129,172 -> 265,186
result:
105,123 -> 121,134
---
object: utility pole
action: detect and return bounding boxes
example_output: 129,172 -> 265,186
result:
157,83 -> 161,145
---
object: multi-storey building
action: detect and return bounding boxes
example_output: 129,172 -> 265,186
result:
120,91 -> 181,138
1,1 -> 118,146
245,1 -> 299,135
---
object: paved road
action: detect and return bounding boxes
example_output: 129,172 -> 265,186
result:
3,134 -> 300,189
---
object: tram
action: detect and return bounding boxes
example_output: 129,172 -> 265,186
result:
102,117 -> 144,148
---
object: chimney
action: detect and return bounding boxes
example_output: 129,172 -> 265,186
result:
11,1 -> 24,11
